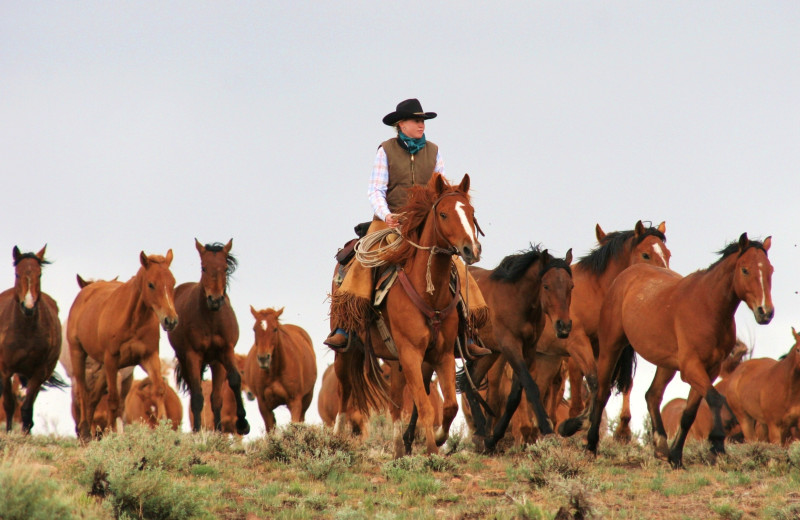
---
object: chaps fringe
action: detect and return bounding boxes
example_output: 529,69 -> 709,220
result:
329,290 -> 372,334
468,304 -> 490,330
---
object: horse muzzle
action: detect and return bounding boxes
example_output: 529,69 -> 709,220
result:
753,305 -> 774,325
460,242 -> 482,265
206,295 -> 225,311
161,316 -> 179,331
257,354 -> 271,370
19,301 -> 36,317
555,319 -> 573,339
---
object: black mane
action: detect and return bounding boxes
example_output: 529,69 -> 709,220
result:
204,242 -> 238,276
577,227 -> 666,275
489,245 -> 571,282
13,252 -> 50,267
707,238 -> 766,270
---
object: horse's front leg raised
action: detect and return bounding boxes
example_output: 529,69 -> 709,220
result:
221,348 -> 250,435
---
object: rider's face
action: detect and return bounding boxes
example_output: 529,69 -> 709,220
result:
398,118 -> 425,139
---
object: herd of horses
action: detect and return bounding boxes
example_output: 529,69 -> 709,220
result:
0,172 -> 791,469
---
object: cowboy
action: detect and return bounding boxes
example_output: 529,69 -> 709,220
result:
325,98 -> 491,357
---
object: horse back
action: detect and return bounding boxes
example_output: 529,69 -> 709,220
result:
67,280 -> 123,357
280,324 -> 317,391
725,357 -> 782,423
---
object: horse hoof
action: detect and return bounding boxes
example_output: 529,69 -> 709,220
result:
236,419 -> 250,436
558,418 -> 582,437
668,454 -> 684,470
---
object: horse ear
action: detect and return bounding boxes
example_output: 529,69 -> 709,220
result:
276,307 -> 285,318
140,251 -> 149,268
76,274 -> 89,289
634,220 -> 645,237
595,224 -> 606,242
738,233 -> 749,252
223,239 -> 233,254
657,221 -> 666,234
250,305 -> 259,319
792,326 -> 798,339
165,249 -> 174,266
12,246 -> 21,263
36,245 -> 47,261
541,249 -> 550,262
195,239 -> 205,254
564,248 -> 573,265
762,236 -> 772,252
433,172 -> 446,195
457,174 -> 470,193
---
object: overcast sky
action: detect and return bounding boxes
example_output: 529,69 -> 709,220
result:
2,2 -> 798,439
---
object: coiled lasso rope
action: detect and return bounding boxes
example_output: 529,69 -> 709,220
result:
354,227 -> 453,295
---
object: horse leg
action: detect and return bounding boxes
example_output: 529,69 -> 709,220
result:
221,348 -> 250,435
18,373 -> 46,434
505,346 -> 553,436
460,352 -> 499,440
485,374 -> 524,451
182,352 -> 205,432
584,333 -> 630,452
434,355 -> 458,447
257,391 -> 276,432
209,362 -> 225,431
399,348 -> 437,455
69,346 -> 92,440
669,388 -> 703,469
670,361 -> 723,467
2,375 -> 13,432
333,352 -> 353,436
644,367 -> 677,459
613,387 -> 633,443
102,354 -> 123,434
567,358 -> 584,418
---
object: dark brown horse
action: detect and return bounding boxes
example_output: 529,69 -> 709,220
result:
460,245 -> 574,452
333,173 -> 480,457
244,307 -> 317,432
168,239 -> 249,435
0,246 -> 62,433
68,250 -> 179,440
191,353 -> 252,434
584,233 -> 773,468
724,328 -> 800,445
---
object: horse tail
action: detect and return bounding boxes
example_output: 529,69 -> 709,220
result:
344,344 -> 386,416
611,344 -> 637,394
174,361 -> 190,393
37,371 -> 69,390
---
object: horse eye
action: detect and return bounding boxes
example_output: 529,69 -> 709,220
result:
543,285 -> 550,291
741,268 -> 749,275
201,267 -> 207,273
148,282 -> 155,290
439,212 -> 447,219
642,253 -> 650,260
273,328 -> 278,333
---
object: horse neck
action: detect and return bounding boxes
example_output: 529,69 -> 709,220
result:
583,243 -> 634,290
404,209 -> 455,305
119,270 -> 154,327
692,254 -> 741,318
270,327 -> 285,374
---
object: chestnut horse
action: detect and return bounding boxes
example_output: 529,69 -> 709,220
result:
724,328 -> 800,445
0,246 -> 62,433
332,173 -> 480,457
168,239 -> 249,435
584,233 -> 773,468
123,377 -> 183,430
68,250 -> 179,440
535,221 -> 670,442
459,245 -> 574,452
244,307 -> 317,432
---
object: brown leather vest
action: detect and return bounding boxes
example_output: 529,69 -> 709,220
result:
381,137 -> 439,214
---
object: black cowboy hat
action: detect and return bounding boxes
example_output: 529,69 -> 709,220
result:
382,98 -> 437,126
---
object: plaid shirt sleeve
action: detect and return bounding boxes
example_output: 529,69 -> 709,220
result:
367,146 -> 391,221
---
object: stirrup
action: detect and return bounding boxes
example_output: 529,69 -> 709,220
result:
324,329 -> 351,352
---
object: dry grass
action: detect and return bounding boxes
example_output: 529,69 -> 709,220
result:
2,419 -> 800,519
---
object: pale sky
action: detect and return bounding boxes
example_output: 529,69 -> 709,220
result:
2,2 -> 798,439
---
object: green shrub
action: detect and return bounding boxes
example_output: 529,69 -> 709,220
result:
0,462 -> 97,520
247,423 -> 358,480
514,437 -> 587,487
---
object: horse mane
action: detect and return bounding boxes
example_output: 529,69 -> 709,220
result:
381,176 -> 466,265
577,226 -> 666,275
706,238 -> 767,271
13,252 -> 51,267
489,244 -> 554,282
204,242 -> 238,276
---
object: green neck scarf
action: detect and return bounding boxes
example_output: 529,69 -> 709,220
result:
398,132 -> 427,155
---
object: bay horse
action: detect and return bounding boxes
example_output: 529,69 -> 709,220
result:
168,239 -> 249,435
0,246 -> 62,433
585,233 -> 773,468
333,173 -> 480,457
535,221 -> 670,441
68,250 -> 179,440
459,245 -> 574,452
724,327 -> 800,445
244,307 -> 316,432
